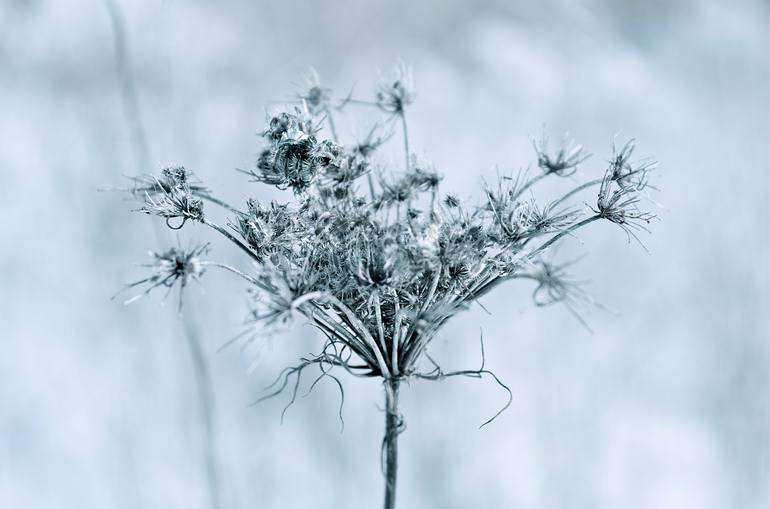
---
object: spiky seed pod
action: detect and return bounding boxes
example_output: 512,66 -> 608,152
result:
121,243 -> 209,310
238,200 -> 297,262
534,134 -> 590,176
607,139 -> 658,188
527,260 -> 582,306
443,194 -> 460,208
376,63 -> 414,115
129,166 -> 209,198
353,124 -> 393,158
299,68 -> 332,116
139,176 -> 204,229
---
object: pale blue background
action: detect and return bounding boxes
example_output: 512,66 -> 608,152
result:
1,1 -> 768,508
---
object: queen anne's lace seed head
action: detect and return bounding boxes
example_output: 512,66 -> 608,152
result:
118,67 -> 659,424
138,174 -> 204,229
120,243 -> 209,312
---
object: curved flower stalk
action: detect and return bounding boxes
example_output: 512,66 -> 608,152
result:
116,67 -> 658,509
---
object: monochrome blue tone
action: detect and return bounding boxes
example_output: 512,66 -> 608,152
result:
1,1 -> 767,508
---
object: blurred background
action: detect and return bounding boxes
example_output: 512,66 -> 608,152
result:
1,0 -> 768,507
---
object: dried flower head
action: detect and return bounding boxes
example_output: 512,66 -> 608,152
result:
237,199 -> 298,262
593,156 -> 656,248
353,124 -> 394,158
526,259 -> 585,307
246,109 -> 329,193
116,66 -> 659,509
376,63 -> 414,115
120,242 -> 209,311
607,138 -> 658,188
534,133 -> 590,176
128,165 -> 208,197
298,68 -> 333,116
138,173 -> 204,229
443,194 -> 460,208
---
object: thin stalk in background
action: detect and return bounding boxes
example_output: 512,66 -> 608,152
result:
103,2 -> 222,508
183,318 -> 222,509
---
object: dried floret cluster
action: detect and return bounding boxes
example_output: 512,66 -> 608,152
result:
118,66 -> 657,509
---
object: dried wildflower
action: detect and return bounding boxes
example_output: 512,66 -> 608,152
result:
375,173 -> 416,208
607,138 -> 658,187
298,68 -> 333,116
512,258 -> 605,332
408,163 -> 442,191
353,124 -> 393,158
534,133 -> 590,176
525,259 -> 585,307
116,67 -> 659,509
246,264 -> 324,329
120,243 -> 209,311
484,175 -> 575,244
246,109 -> 326,193
443,194 -> 460,208
237,199 -> 297,262
522,201 -> 581,237
314,143 -> 369,191
593,161 -> 656,247
263,108 -> 318,142
374,163 -> 442,210
138,175 -> 204,229
376,63 -> 414,115
352,238 -> 399,290
128,166 -> 203,195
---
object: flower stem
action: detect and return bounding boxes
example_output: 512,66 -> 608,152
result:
199,261 -> 261,287
182,319 -> 221,509
383,378 -> 401,509
529,215 -> 600,257
201,219 -> 262,265
551,178 -> 602,208
324,106 -> 339,143
103,4 -> 221,507
196,193 -> 243,215
400,112 -> 410,172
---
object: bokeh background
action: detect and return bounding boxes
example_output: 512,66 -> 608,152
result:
1,0 -> 768,508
